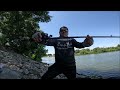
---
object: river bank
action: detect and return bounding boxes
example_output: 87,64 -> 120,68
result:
0,46 -> 67,79
0,46 -> 119,79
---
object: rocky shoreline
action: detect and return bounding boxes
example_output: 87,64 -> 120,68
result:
0,47 -> 119,79
0,46 -> 69,79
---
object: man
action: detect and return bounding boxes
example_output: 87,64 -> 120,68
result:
32,26 -> 94,79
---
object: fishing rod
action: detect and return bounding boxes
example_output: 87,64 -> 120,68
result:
41,33 -> 120,39
49,35 -> 120,39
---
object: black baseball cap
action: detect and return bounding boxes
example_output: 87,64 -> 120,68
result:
60,26 -> 68,32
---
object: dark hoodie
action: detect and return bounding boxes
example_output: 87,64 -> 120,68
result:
45,38 -> 85,66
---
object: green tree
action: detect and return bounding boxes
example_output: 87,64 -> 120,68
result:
0,11 -> 51,61
75,44 -> 120,56
31,44 -> 48,61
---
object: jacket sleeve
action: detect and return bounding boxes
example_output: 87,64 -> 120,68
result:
44,39 -> 56,46
72,39 -> 85,48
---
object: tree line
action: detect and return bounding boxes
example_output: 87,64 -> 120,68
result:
75,44 -> 120,55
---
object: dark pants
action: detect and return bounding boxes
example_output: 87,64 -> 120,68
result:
41,63 -> 76,79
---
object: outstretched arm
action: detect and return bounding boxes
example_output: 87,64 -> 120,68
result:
72,35 -> 94,48
72,39 -> 85,48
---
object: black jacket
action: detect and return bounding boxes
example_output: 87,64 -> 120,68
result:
45,38 -> 85,66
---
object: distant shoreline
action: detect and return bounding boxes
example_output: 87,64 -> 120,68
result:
43,50 -> 120,57
75,50 -> 120,56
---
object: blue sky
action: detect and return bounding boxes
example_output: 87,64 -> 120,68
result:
39,11 -> 120,54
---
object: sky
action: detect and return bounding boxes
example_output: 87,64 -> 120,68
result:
39,11 -> 120,54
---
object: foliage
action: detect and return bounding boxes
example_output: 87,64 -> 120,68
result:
75,44 -> 120,55
0,11 -> 52,61
30,44 -> 48,61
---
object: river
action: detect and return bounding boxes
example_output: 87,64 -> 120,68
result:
42,51 -> 120,78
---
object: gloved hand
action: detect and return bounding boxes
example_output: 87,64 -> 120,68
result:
82,35 -> 94,47
32,31 -> 42,43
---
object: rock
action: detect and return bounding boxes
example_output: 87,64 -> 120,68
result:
0,68 -> 3,73
0,67 -> 22,79
0,47 -> 66,79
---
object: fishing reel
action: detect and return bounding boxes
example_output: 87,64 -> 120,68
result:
41,32 -> 53,40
